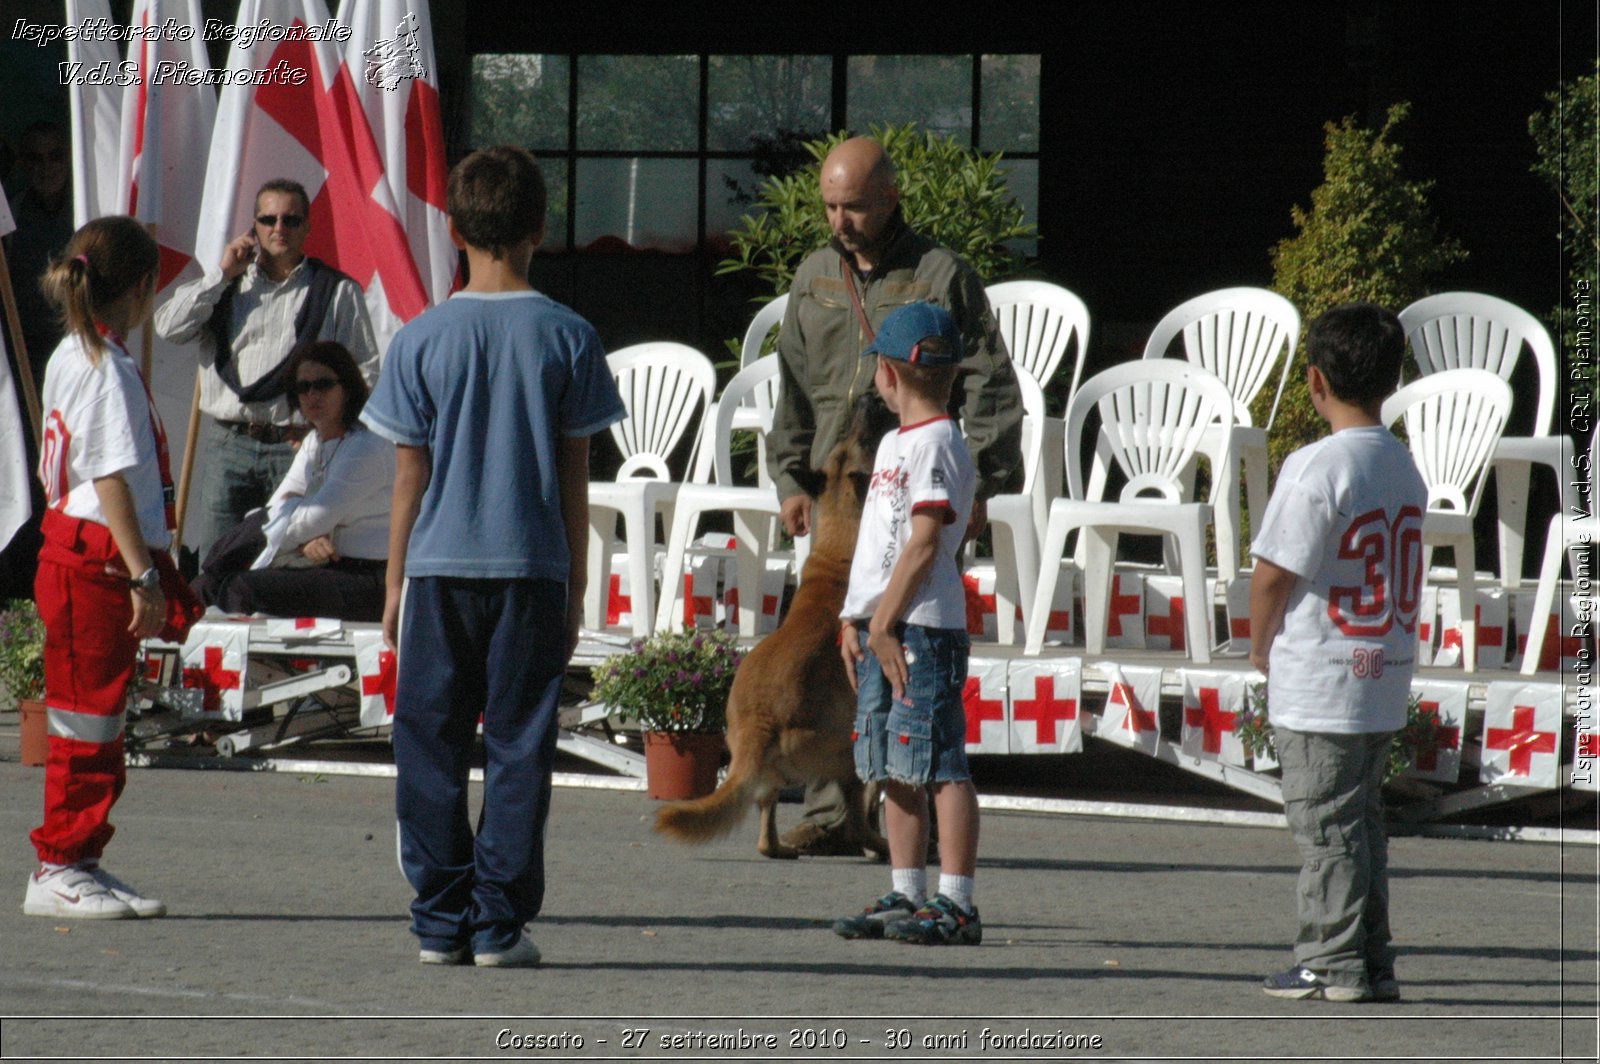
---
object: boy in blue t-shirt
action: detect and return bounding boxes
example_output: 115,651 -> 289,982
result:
362,146 -> 624,968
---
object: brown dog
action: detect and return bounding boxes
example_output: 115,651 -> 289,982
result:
655,397 -> 893,859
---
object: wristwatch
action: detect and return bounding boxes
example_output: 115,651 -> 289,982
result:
129,567 -> 161,592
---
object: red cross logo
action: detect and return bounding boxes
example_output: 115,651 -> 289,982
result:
1107,576 -> 1141,638
1109,681 -> 1157,734
1147,594 -> 1186,651
962,677 -> 1005,745
1183,687 -> 1236,754
725,588 -> 780,624
963,573 -> 995,636
1484,704 -> 1557,777
1411,700 -> 1460,772
606,573 -> 631,626
361,649 -> 398,717
1230,616 -> 1250,640
1440,606 -> 1505,661
181,645 -> 242,712
1011,675 -> 1078,744
682,574 -> 715,626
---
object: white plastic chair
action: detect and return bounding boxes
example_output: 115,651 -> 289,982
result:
1139,287 -> 1301,583
739,293 -> 789,368
1025,360 -> 1236,662
984,368 -> 1049,644
654,356 -> 784,636
1380,368 -> 1514,674
1521,427 -> 1597,674
985,280 -> 1091,400
586,343 -> 717,636
1399,292 -> 1569,588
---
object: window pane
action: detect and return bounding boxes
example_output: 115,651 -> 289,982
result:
847,55 -> 970,141
574,158 -> 698,252
469,54 -> 568,152
707,56 -> 831,151
998,158 -> 1038,256
577,56 -> 699,151
981,55 -> 1040,152
534,156 -> 570,252
705,159 -> 764,244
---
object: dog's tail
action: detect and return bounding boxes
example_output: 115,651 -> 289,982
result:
654,719 -> 768,843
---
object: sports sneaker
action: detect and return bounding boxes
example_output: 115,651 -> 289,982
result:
832,891 -> 919,939
884,893 -> 982,945
419,945 -> 469,965
475,934 -> 541,968
22,865 -> 135,920
81,863 -> 167,918
1262,966 -> 1370,1002
1368,966 -> 1401,1002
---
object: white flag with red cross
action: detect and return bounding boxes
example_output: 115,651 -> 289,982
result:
961,656 -> 1010,754
1571,720 -> 1599,793
1479,681 -> 1562,788
1145,574 -> 1215,655
340,0 -> 456,348
1510,590 -> 1585,674
679,554 -> 720,630
1178,668 -> 1247,765
0,187 -> 26,557
605,550 -> 638,630
1414,585 -> 1438,667
193,0 -> 436,354
264,616 -> 344,640
1096,662 -> 1163,755
1102,571 -> 1146,650
66,0 -> 127,226
1433,587 -> 1510,670
1005,658 -> 1083,754
1039,567 -> 1076,645
353,626 -> 397,727
118,0 -> 217,295
1225,575 -> 1252,656
961,565 -> 999,640
721,558 -> 788,634
1403,680 -> 1468,783
178,620 -> 250,720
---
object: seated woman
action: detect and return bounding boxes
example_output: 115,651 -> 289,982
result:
192,341 -> 394,622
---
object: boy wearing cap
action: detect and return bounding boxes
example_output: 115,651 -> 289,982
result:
834,302 -> 981,946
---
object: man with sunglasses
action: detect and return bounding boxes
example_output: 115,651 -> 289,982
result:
156,178 -> 377,561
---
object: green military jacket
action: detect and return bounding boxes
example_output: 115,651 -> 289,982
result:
768,215 -> 1025,503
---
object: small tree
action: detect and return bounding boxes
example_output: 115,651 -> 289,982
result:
718,123 -> 1036,301
1268,102 -> 1467,468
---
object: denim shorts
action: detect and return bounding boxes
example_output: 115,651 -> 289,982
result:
853,623 -> 971,786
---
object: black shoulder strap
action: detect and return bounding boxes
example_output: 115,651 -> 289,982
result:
212,259 -> 351,405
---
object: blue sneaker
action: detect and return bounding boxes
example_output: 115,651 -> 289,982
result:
833,891 -> 918,939
1262,966 -> 1369,1002
884,894 -> 982,945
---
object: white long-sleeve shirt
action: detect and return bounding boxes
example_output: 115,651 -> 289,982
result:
254,427 -> 395,564
154,259 -> 379,425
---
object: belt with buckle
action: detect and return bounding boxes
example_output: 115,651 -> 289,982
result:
218,420 -> 293,445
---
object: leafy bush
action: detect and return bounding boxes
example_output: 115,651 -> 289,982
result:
1236,682 -> 1442,783
718,123 -> 1036,298
1267,103 -> 1467,468
0,599 -> 45,704
590,629 -> 743,734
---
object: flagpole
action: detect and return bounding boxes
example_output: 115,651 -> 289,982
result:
141,221 -> 158,381
0,240 -> 42,446
172,367 -> 202,555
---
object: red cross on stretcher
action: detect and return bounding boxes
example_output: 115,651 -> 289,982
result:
1146,594 -> 1186,651
1106,575 -> 1140,638
1440,606 -> 1505,660
681,574 -> 715,626
1011,675 -> 1078,744
1183,687 -> 1236,754
1411,700 -> 1460,772
962,676 -> 1005,744
1484,704 -> 1557,777
1108,681 -> 1157,734
361,649 -> 397,716
606,573 -> 630,626
182,645 -> 241,712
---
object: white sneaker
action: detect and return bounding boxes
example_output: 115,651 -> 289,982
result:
419,945 -> 468,965
81,863 -> 167,918
474,934 -> 541,968
23,865 -> 136,920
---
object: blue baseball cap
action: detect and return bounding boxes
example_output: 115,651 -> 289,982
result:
865,302 -> 964,366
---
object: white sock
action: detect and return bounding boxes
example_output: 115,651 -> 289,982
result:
939,873 -> 975,912
891,868 -> 927,904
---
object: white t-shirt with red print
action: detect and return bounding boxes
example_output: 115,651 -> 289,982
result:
841,415 -> 975,630
1250,426 -> 1427,734
39,333 -> 172,550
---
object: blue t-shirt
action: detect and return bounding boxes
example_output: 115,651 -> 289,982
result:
361,291 -> 625,580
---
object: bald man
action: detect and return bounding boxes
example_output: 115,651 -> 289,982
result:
767,136 -> 1024,856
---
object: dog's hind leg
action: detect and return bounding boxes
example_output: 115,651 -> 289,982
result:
756,790 -> 798,860
848,778 -> 889,861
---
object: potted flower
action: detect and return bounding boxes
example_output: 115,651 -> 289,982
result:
591,628 -> 742,800
0,599 -> 48,766
1237,682 -> 1441,782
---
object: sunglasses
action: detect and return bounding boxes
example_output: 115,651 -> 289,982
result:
256,213 -> 305,229
293,378 -> 340,396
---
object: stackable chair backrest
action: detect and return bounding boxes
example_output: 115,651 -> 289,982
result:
605,342 -> 718,480
1140,286 -> 1300,429
706,355 -> 782,486
1398,291 -> 1557,436
1522,427 -> 1600,672
739,293 -> 790,369
1380,368 -> 1513,519
986,280 -> 1091,402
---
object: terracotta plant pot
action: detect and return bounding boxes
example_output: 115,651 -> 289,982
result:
18,699 -> 48,767
642,730 -> 725,801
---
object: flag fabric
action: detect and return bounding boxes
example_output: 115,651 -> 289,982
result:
1097,662 -> 1162,755
1479,681 -> 1561,788
65,0 -> 128,227
0,186 -> 30,551
194,0 -> 435,357
1006,658 -> 1083,754
119,0 -> 217,294
0,188 -> 14,238
1178,668 -> 1247,766
340,0 -> 455,346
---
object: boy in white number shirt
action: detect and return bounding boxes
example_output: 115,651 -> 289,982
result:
1250,302 -> 1427,1002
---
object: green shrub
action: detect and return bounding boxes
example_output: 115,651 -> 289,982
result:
1267,103 -> 1468,469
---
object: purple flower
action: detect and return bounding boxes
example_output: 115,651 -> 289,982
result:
633,667 -> 647,679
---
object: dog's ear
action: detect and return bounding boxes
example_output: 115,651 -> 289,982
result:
848,391 -> 894,453
848,469 -> 871,503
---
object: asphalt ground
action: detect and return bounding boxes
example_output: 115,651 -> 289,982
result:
0,741 -> 1597,1064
